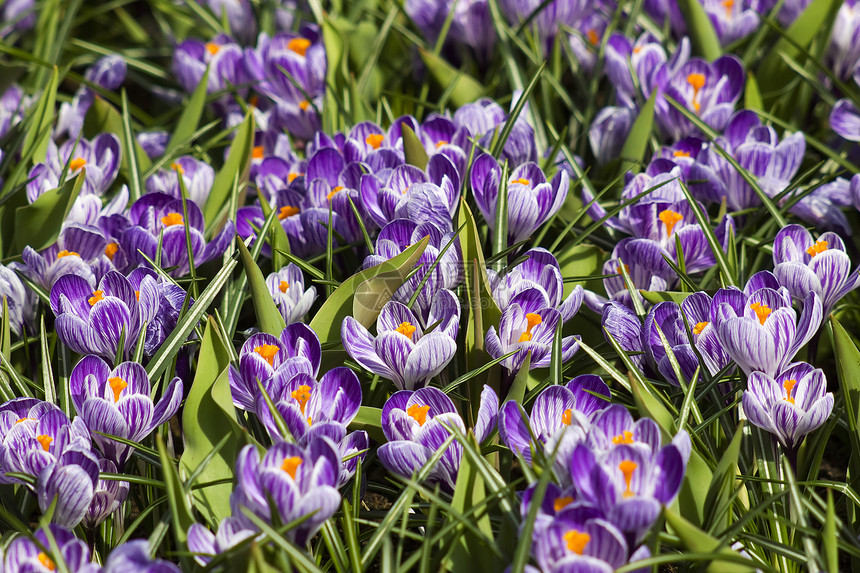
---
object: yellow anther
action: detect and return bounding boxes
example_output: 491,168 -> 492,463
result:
749,302 -> 771,326
291,384 -> 312,414
511,177 -> 530,186
783,379 -> 797,404
395,321 -> 417,340
69,157 -> 86,171
563,529 -> 591,555
88,290 -> 105,306
554,496 -> 574,512
253,344 -> 279,366
279,281 -> 289,293
281,456 -> 303,478
658,209 -> 683,237
37,434 -> 53,451
252,146 -> 264,159
518,313 -> 542,343
435,140 -> 448,148
288,172 -> 301,183
171,162 -> 184,175
278,205 -> 300,219
407,404 -> 431,426
806,240 -> 828,257
722,0 -> 734,16
299,100 -> 310,111
366,134 -> 384,149
287,38 -> 311,56
687,73 -> 706,112
57,250 -> 79,258
619,460 -> 638,497
108,376 -> 128,403
612,430 -> 635,444
205,43 -> 220,56
161,212 -> 184,226
587,29 -> 599,45
37,552 -> 56,571
326,186 -> 344,201
104,242 -> 119,260
561,408 -> 573,426
692,321 -> 709,335
673,150 -> 691,157
15,417 -> 33,424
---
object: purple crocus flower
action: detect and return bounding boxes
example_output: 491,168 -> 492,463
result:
1,525 -> 98,573
378,385 -> 498,493
701,0 -> 760,46
0,263 -> 36,336
0,0 -> 36,37
773,225 -> 860,316
827,0 -> 860,80
49,270 -> 159,362
231,438 -> 341,544
102,539 -> 181,573
831,94 -> 860,142
27,134 -> 121,200
173,35 -> 247,95
488,248 -> 584,323
112,192 -> 234,277
228,323 -> 321,412
137,131 -> 170,158
341,289 -> 460,391
586,405 -> 692,462
14,223 -> 111,291
145,156 -> 215,206
498,0 -> 588,52
69,355 -> 183,467
127,268 -> 190,356
36,455 -> 99,528
361,219 -> 463,323
206,0 -> 257,45
406,0 -> 496,62
498,375 -> 610,477
711,277 -> 823,377
56,55 -> 126,139
188,517 -> 257,566
266,263 -> 317,325
485,298 -> 579,377
471,155 -> 569,245
588,103 -> 637,164
255,368 -> 367,486
84,458 -> 128,528
742,362 -> 833,450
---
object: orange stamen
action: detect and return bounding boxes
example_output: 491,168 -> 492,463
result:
692,321 -> 709,335
673,150 -> 691,157
511,177 -> 530,186
806,240 -> 828,257
108,376 -> 128,403
687,73 -> 706,112
205,43 -> 220,56
366,134 -> 384,149
279,281 -> 289,293
69,157 -> 87,171
749,302 -> 771,326
299,100 -> 310,111
57,250 -> 79,258
561,408 -> 573,426
587,29 -> 599,45
88,290 -> 105,306
278,205 -> 300,220
326,186 -> 344,201
783,379 -> 797,404
252,146 -> 264,159
288,172 -> 300,183
435,140 -> 448,148
291,384 -> 312,414
104,243 -> 119,260
36,434 -> 53,451
171,162 -> 184,175
287,38 -> 311,56
722,0 -> 734,16
253,344 -> 279,366
554,496 -> 574,512
518,313 -> 542,343
563,529 -> 591,555
407,404 -> 431,426
619,460 -> 637,497
612,430 -> 635,444
161,212 -> 184,226
658,209 -> 683,237
37,553 -> 56,571
281,456 -> 303,478
395,321 -> 417,340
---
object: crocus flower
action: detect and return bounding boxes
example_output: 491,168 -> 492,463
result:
69,355 -> 183,467
145,156 -> 215,206
266,263 -> 317,324
114,192 -> 234,277
127,267 -> 190,356
229,323 -> 322,411
488,248 -> 583,323
230,438 -> 341,544
827,0 -> 860,80
485,298 -> 579,377
470,155 -> 569,245
173,35 -> 247,95
498,0 -> 588,52
27,134 -> 121,200
0,263 -> 36,336
188,517 -> 257,566
102,539 -> 181,573
206,0 -> 257,45
701,0 -> 760,46
711,278 -> 823,377
772,225 -> 860,316
56,55 -> 126,139
831,94 -> 860,142
0,0 -> 35,36
84,458 -> 128,528
14,223 -> 111,291
1,525 -> 98,573
586,405 -> 692,464
588,104 -> 636,164
361,219 -> 463,323
742,362 -> 833,450
341,289 -> 460,391
378,385 -> 498,493
49,270 -> 159,362
689,110 -> 805,211
37,456 -> 99,528
406,0 -> 496,62
498,376 -> 610,479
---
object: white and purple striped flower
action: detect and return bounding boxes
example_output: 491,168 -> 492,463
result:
188,517 -> 257,566
742,362 -> 834,451
102,539 -> 181,573
266,263 -> 317,325
341,289 -> 460,391
69,355 -> 183,468
378,385 -> 498,493
1,525 -> 98,573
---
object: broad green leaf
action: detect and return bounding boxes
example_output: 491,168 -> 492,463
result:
166,68 -> 210,157
663,508 -> 759,572
237,236 -> 287,336
156,434 -> 195,546
349,406 -> 384,444
640,290 -> 691,305
180,317 -> 242,526
744,71 -> 763,110
449,433 -> 494,569
15,171 -> 84,252
504,352 -> 531,405
21,66 -> 58,165
308,239 -> 428,343
831,315 -> 860,497
703,421 -> 746,532
204,111 -> 254,228
419,48 -> 485,107
619,90 -> 656,165
824,490 -> 838,572
401,124 -> 428,171
676,0 -> 722,60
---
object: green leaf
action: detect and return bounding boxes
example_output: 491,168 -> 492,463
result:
349,406 -> 385,444
180,317 -> 242,526
824,490 -> 838,572
831,315 -> 860,496
663,508 -> 759,572
504,352 -> 531,405
14,170 -> 84,252
236,236 -> 287,336
639,290 -> 692,305
744,71 -> 763,110
676,0 -> 722,60
419,48 -> 485,107
166,68 -> 210,157
83,96 -> 152,178
619,90 -> 656,165
156,434 -> 195,546
308,239 -> 429,344
21,66 -> 59,165
703,421 -> 746,532
449,433 -> 494,569
401,124 -> 428,171
259,193 -> 291,271
205,111 -> 254,229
